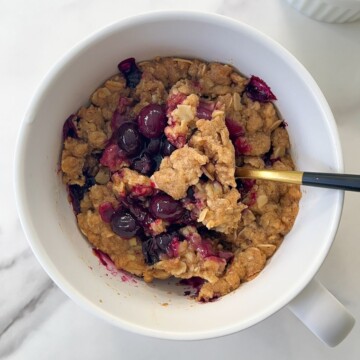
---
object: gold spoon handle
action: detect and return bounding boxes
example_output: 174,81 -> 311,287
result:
235,168 -> 360,192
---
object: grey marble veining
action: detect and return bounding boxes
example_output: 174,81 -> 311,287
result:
0,248 -> 60,358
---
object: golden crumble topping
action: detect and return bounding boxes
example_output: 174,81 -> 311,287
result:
60,56 -> 301,302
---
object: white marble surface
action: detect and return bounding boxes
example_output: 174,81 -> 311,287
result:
1,0 -> 360,358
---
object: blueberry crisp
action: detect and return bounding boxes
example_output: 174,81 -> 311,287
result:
60,57 -> 301,302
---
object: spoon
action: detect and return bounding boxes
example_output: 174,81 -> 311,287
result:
235,168 -> 360,192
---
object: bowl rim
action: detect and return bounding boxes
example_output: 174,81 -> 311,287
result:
14,10 -> 344,340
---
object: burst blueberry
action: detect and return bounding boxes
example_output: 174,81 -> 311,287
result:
146,138 -> 161,154
141,232 -> 181,265
245,75 -> 277,103
62,114 -> 78,140
118,57 -> 142,88
132,152 -> 154,175
161,139 -> 176,157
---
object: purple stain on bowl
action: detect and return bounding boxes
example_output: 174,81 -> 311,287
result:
93,248 -> 137,283
93,248 -> 119,276
121,273 -> 137,284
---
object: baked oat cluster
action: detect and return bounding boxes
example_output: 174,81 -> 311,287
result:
60,57 -> 301,302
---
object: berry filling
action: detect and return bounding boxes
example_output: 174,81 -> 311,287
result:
121,198 -> 155,234
141,232 -> 181,265
225,118 -> 245,139
166,93 -> 187,116
245,75 -> 277,103
62,114 -> 78,140
111,97 -> 133,131
99,202 -> 117,223
100,144 -> 129,172
68,175 -> 95,214
118,57 -> 142,88
179,277 -> 205,297
236,179 -> 256,199
234,136 -> 252,155
196,100 -> 215,120
262,147 -> 280,167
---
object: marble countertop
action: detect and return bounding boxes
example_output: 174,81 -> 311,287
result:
1,0 -> 360,358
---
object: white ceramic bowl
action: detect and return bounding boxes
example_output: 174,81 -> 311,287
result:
15,11 -> 345,341
286,0 -> 360,23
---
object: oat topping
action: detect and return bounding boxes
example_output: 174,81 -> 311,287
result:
151,146 -> 208,200
60,56 -> 301,302
164,94 -> 199,148
61,137 -> 90,186
197,247 -> 266,302
189,108 -> 236,187
193,181 -> 246,235
112,168 -> 154,198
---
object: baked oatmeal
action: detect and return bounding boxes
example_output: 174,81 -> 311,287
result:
60,57 -> 301,302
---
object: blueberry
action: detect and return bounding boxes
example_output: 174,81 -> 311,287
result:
122,199 -> 155,231
149,193 -> 184,222
138,104 -> 167,139
117,122 -> 144,157
118,57 -> 142,88
245,75 -> 277,103
142,238 -> 160,265
141,231 -> 180,265
68,176 -> 95,214
131,152 -> 154,175
155,233 -> 174,252
186,186 -> 195,200
110,210 -> 140,238
62,114 -> 78,140
161,139 -> 176,157
146,138 -> 161,154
